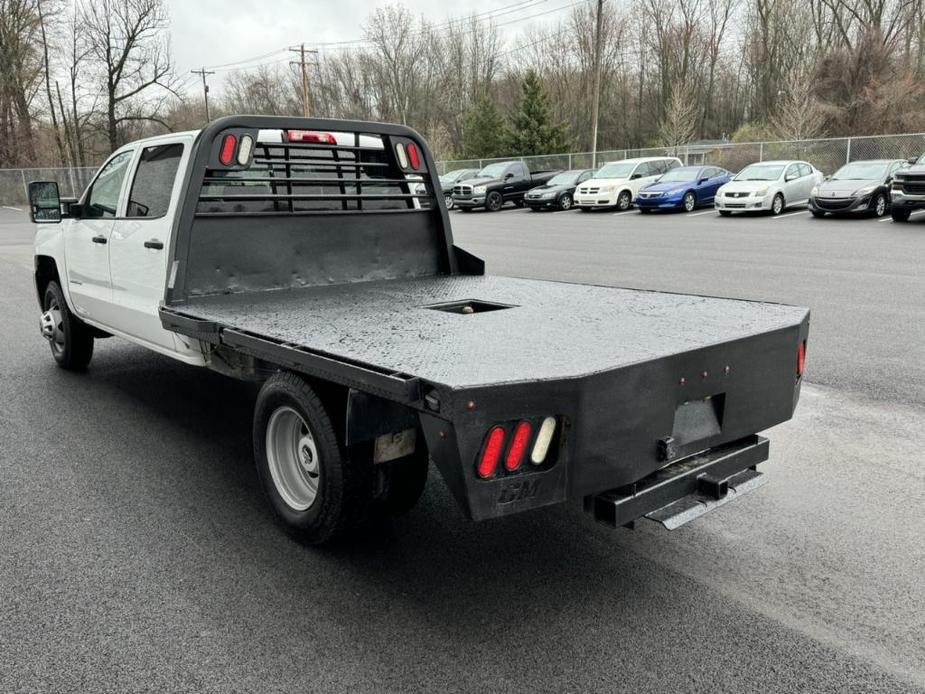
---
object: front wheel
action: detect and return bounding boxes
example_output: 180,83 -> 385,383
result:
616,190 -> 632,211
558,193 -> 573,211
682,191 -> 697,212
872,193 -> 887,217
254,373 -> 373,545
485,191 -> 503,212
42,281 -> 94,370
770,193 -> 785,216
892,208 -> 911,222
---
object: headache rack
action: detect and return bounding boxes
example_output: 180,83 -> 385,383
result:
196,130 -> 433,216
163,116 -> 474,306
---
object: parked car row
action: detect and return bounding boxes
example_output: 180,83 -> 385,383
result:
447,152 -> 925,221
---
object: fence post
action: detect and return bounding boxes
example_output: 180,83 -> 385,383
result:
845,138 -> 852,164
759,142 -> 764,162
20,170 -> 28,206
568,153 -> 572,169
478,159 -> 483,168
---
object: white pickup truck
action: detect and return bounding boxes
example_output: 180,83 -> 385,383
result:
29,116 -> 809,545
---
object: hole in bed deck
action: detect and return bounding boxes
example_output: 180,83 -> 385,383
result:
424,300 -> 516,315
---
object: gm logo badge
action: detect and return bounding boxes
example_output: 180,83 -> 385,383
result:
498,478 -> 541,505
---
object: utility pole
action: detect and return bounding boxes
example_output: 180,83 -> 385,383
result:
191,68 -> 215,122
590,0 -> 604,168
290,44 -> 319,117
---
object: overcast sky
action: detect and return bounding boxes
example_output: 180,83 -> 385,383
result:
168,0 -> 573,95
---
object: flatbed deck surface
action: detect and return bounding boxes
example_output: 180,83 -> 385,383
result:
172,276 -> 807,388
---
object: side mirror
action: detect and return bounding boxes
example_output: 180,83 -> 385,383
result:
28,181 -> 62,223
908,157 -> 919,165
504,172 -> 514,180
630,173 -> 642,180
699,177 -> 709,184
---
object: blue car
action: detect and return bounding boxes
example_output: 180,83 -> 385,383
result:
636,165 -> 733,213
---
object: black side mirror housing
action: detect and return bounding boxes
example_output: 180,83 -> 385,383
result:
630,173 -> 642,180
504,172 -> 514,180
908,157 -> 919,165
699,177 -> 709,184
28,181 -> 62,223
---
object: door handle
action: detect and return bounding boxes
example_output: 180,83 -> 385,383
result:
144,239 -> 164,250
91,235 -> 107,244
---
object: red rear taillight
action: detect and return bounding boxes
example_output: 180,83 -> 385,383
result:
478,427 -> 506,479
286,130 -> 336,145
219,134 -> 237,166
504,421 -> 532,471
797,341 -> 806,377
406,142 -> 420,170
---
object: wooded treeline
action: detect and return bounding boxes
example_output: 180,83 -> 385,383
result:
2,0 -> 924,168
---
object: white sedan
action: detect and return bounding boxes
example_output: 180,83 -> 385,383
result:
715,160 -> 823,216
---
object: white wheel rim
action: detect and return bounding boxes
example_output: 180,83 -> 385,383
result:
561,195 -> 571,209
774,197 -> 783,214
685,194 -> 695,211
876,196 -> 885,216
266,406 -> 320,511
43,296 -> 65,355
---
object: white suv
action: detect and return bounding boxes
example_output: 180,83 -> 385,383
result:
575,157 -> 682,211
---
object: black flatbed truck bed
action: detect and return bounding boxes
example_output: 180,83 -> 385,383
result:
159,116 -> 809,539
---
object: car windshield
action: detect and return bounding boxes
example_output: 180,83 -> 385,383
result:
547,171 -> 581,185
658,168 -> 702,183
831,162 -> 889,180
917,154 -> 925,165
440,170 -> 472,184
477,162 -> 509,178
735,164 -> 785,181
594,163 -> 635,179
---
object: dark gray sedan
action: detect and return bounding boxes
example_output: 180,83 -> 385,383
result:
809,159 -> 909,217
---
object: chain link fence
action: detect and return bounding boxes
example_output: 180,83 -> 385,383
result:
2,133 -> 922,206
436,133 -> 925,177
0,167 -> 97,207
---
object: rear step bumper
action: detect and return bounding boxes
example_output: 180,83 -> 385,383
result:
585,435 -> 769,530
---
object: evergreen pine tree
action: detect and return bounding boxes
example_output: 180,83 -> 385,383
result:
460,96 -> 508,159
506,70 -> 571,156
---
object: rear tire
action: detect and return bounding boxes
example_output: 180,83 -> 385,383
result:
892,208 -> 911,222
42,281 -> 94,370
254,373 -> 373,545
486,191 -> 503,212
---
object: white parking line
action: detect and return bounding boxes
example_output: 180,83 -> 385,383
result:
879,210 -> 925,222
772,210 -> 809,220
3,206 -> 21,212
687,209 -> 717,217
611,210 -> 634,216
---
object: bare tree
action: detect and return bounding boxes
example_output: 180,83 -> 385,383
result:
657,83 -> 698,150
0,0 -> 41,165
82,0 -> 175,150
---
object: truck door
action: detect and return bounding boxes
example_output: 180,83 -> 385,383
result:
64,150 -> 134,321
503,163 -> 527,199
108,141 -> 187,349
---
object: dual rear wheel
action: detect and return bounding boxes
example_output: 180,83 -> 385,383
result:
254,372 -> 428,545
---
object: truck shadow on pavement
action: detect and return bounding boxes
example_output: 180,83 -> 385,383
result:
53,342 -> 915,693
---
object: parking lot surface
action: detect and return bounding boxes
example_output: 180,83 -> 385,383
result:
1,205 -> 924,692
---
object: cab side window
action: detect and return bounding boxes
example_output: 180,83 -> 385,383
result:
85,151 -> 133,218
127,143 -> 185,218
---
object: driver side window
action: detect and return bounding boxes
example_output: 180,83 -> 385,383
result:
785,164 -> 799,181
85,151 -> 133,218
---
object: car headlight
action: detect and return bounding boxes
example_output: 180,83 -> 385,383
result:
854,185 -> 876,196
542,192 -> 555,199
754,187 -> 769,196
473,185 -> 486,195
607,185 -> 618,193
810,186 -> 819,197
